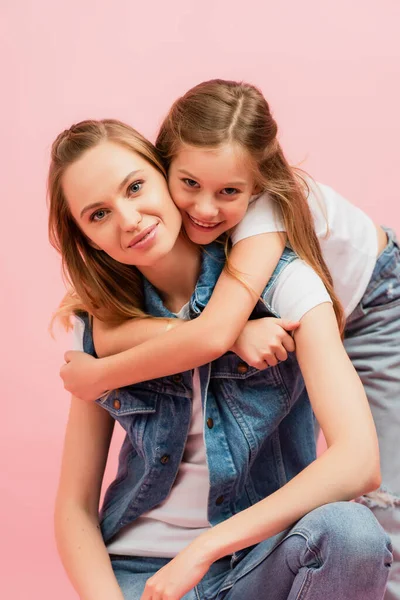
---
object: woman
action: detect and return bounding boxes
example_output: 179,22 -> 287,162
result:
50,119 -> 391,600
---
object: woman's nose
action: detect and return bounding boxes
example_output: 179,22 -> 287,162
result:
118,205 -> 142,231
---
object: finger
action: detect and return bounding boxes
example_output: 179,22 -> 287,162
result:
277,320 -> 300,331
274,347 -> 288,362
282,335 -> 296,353
64,350 -> 73,363
264,354 -> 278,367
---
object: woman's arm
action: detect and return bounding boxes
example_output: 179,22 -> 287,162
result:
54,397 -> 124,600
139,302 -> 381,599
198,302 -> 380,558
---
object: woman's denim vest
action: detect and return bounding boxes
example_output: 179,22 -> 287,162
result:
80,244 -> 316,544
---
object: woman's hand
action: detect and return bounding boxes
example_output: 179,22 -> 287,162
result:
140,540 -> 214,600
231,317 -> 299,369
60,351 -> 108,402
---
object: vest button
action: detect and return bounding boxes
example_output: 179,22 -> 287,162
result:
206,417 -> 214,429
160,454 -> 170,465
113,399 -> 121,410
237,362 -> 248,374
172,374 -> 183,384
216,495 -> 224,506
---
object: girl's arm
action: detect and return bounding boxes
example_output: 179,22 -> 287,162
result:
54,397 -> 124,600
63,233 -> 300,400
139,303 -> 381,598
93,232 -> 286,357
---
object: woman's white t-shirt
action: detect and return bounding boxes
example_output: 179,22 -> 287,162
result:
231,180 -> 378,317
73,258 -> 331,557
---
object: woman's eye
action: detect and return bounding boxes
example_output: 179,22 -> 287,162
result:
183,178 -> 199,188
127,180 -> 143,195
221,187 -> 239,196
90,209 -> 108,222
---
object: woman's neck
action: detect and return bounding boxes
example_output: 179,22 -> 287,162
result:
139,234 -> 201,313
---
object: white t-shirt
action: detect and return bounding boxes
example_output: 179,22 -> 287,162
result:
73,259 -> 331,557
231,180 -> 378,317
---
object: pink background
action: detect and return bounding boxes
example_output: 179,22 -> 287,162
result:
2,1 -> 399,597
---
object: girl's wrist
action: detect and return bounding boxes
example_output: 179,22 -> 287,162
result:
99,355 -> 119,391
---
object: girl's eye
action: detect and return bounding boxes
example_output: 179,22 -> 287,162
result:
90,209 -> 109,222
127,180 -> 143,195
183,178 -> 199,188
221,187 -> 239,196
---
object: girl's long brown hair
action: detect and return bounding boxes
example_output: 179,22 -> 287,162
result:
156,79 -> 344,332
48,119 -> 167,329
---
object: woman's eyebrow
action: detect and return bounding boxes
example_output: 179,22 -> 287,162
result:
117,169 -> 144,193
80,169 -> 144,218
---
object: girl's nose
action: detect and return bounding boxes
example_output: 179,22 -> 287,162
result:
194,197 -> 219,221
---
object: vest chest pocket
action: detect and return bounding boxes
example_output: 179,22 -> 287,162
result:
97,385 -> 158,417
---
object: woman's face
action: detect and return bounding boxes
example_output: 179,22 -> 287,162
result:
168,142 -> 257,245
62,141 -> 182,268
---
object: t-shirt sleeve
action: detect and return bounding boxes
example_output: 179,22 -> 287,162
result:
231,192 -> 286,246
267,259 -> 332,322
72,317 -> 85,351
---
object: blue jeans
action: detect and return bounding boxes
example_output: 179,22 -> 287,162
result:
344,227 -> 400,600
111,502 -> 392,599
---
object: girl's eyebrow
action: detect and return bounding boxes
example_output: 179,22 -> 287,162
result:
177,168 -> 247,187
80,169 -> 145,218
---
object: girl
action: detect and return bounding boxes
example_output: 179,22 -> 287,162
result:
51,119 -> 391,600
61,80 -> 400,600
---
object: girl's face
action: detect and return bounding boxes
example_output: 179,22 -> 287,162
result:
62,141 -> 182,268
168,143 -> 257,245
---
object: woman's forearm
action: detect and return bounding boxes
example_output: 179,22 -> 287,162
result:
55,502 -> 124,600
198,304 -> 381,562
197,439 -> 380,562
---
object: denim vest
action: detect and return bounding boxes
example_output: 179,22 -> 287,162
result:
80,244 -> 316,544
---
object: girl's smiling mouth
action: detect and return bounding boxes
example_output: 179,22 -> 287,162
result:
187,214 -> 223,231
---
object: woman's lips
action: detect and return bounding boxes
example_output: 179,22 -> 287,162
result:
128,223 -> 158,249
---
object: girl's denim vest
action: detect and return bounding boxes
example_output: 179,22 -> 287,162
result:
80,244 -> 316,544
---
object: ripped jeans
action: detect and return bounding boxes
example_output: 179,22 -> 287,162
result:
344,227 -> 400,600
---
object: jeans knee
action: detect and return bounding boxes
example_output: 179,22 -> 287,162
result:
296,502 -> 392,567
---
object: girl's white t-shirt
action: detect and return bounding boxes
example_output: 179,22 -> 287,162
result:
231,180 -> 378,317
73,258 -> 331,557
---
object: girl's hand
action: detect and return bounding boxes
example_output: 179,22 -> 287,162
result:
140,541 -> 213,600
231,317 -> 299,369
60,351 -> 108,402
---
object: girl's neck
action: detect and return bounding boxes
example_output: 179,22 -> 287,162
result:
139,233 -> 201,313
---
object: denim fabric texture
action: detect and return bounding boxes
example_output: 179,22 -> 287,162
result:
345,227 -> 400,600
79,245 -> 316,544
78,240 -> 394,598
111,503 -> 391,600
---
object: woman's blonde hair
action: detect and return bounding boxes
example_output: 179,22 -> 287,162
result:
48,119 -> 167,329
156,79 -> 345,332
